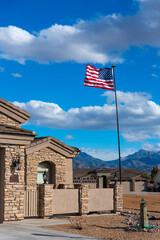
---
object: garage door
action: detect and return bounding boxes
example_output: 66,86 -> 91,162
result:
122,181 -> 131,192
135,181 -> 147,192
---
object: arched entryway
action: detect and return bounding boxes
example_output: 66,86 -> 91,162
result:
37,161 -> 56,185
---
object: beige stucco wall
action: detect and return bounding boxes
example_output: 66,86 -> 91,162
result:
65,158 -> 73,186
0,113 -> 20,127
26,147 -> 67,188
52,189 -> 79,214
89,189 -> 113,212
66,158 -> 73,186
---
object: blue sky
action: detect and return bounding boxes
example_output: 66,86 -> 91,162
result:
0,0 -> 160,160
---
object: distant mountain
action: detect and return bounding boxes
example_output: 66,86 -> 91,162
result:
73,151 -> 110,168
73,149 -> 160,173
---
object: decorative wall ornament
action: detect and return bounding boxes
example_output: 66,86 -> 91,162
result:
10,154 -> 21,174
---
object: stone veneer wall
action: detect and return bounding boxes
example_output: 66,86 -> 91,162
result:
0,113 -> 20,127
39,184 -> 53,217
4,145 -> 25,221
38,184 -> 44,217
26,147 -> 66,188
114,184 -> 123,213
79,185 -> 89,215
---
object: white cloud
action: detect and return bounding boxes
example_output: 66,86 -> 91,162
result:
0,67 -> 4,72
152,64 -> 158,68
81,147 -> 137,161
64,135 -> 74,140
142,142 -> 160,151
151,73 -> 158,78
0,1 -> 160,64
12,73 -> 22,78
13,91 -> 160,142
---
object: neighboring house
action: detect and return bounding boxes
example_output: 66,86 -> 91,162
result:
0,97 -> 80,222
73,168 -> 150,192
153,171 -> 160,185
73,168 -> 103,189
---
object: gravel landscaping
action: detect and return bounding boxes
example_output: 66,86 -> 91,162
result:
41,194 -> 160,240
42,214 -> 160,240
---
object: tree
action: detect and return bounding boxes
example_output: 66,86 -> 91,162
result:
140,170 -> 150,177
150,166 -> 159,182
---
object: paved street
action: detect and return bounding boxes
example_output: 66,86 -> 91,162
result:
0,219 -> 102,240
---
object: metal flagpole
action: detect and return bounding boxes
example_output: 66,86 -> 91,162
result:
111,64 -> 122,184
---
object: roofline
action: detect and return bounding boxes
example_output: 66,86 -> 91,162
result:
0,97 -> 31,123
26,136 -> 80,157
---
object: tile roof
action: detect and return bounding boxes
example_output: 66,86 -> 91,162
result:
0,97 -> 31,118
0,124 -> 36,136
73,168 -> 149,180
73,168 -> 97,178
28,136 -> 80,153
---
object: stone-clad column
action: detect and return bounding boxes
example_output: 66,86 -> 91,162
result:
39,184 -> 53,217
38,184 -> 44,218
114,184 -> 123,213
79,185 -> 89,215
4,145 -> 25,221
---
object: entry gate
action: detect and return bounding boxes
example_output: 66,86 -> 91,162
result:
24,186 -> 39,217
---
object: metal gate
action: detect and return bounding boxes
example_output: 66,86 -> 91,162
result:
24,186 -> 39,217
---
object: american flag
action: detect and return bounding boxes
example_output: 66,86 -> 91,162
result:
84,65 -> 114,90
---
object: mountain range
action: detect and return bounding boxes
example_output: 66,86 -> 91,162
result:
73,150 -> 160,173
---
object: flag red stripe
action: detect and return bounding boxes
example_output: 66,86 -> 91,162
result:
84,79 -> 114,86
84,83 -> 114,90
85,77 -> 113,84
86,65 -> 99,72
86,73 -> 99,78
85,79 -> 114,86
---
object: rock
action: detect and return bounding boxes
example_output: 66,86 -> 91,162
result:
149,216 -> 156,220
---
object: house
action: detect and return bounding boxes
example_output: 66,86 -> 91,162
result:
153,171 -> 160,185
73,168 -> 102,188
0,97 -> 80,222
73,168 -> 150,192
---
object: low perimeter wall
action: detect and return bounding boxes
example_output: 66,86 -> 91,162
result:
89,189 -> 113,212
38,184 -> 123,217
52,189 -> 79,214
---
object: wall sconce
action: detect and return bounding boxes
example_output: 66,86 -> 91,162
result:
10,154 -> 21,174
43,170 -> 47,184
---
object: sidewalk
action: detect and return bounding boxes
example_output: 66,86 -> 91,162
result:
0,218 -> 103,240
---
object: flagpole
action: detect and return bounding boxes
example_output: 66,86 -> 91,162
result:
111,64 -> 122,184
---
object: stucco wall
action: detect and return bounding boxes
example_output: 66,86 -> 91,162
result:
0,113 -> 20,127
52,189 -> 79,214
89,189 -> 113,211
65,158 -> 73,186
26,147 -> 67,188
